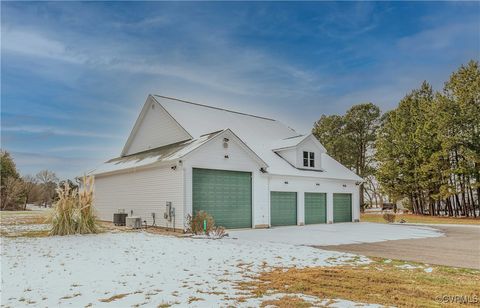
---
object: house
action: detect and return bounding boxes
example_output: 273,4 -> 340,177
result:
92,95 -> 363,230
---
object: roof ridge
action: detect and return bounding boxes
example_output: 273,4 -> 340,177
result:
152,94 -> 276,122
282,134 -> 305,140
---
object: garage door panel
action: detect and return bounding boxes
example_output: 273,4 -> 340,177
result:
193,168 -> 252,229
333,193 -> 352,223
305,192 -> 326,224
270,192 -> 297,226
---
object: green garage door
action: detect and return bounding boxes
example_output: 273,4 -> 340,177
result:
305,193 -> 327,224
333,193 -> 352,223
192,168 -> 252,229
270,192 -> 297,226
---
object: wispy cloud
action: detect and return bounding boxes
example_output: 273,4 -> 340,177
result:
45,145 -> 118,153
2,125 -> 122,139
1,2 -> 478,179
2,24 -> 320,97
397,20 -> 478,52
1,27 -> 86,64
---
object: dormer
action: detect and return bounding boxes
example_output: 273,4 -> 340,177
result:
272,134 -> 326,171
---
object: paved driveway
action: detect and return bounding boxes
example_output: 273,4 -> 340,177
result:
319,224 -> 480,270
228,222 -> 443,246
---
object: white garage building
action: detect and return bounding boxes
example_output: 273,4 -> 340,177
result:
92,95 -> 363,230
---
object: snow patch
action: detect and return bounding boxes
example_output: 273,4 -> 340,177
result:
1,232 -> 370,307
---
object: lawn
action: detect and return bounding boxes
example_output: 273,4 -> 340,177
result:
240,257 -> 480,307
1,211 -> 373,307
2,210 -> 477,307
361,213 -> 480,225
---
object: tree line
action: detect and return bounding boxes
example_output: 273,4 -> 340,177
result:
0,150 -> 77,210
313,60 -> 479,217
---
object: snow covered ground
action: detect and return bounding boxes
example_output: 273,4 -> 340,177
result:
0,223 -> 443,307
1,232 -> 375,307
228,222 -> 443,246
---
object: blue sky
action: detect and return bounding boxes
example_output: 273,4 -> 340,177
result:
1,1 -> 479,179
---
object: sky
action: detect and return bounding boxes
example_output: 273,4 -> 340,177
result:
1,1 -> 479,180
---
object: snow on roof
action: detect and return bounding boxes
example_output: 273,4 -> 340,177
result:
270,135 -> 309,151
92,131 -> 219,175
153,95 -> 362,181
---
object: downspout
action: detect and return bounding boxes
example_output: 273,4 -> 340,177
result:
267,174 -> 271,228
182,160 -> 186,233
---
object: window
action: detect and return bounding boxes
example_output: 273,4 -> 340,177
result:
303,151 -> 315,168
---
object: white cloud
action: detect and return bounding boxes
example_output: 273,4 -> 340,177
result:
397,21 -> 478,52
2,125 -> 122,139
1,27 -> 86,64
1,25 -> 321,98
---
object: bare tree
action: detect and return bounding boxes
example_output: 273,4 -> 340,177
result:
22,175 -> 41,210
36,170 -> 58,207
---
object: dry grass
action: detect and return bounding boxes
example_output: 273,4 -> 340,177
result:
260,296 -> 311,307
1,230 -> 49,238
187,296 -> 204,304
362,213 -> 480,225
49,176 -> 100,236
0,211 -> 49,225
239,258 -> 480,307
98,293 -> 130,302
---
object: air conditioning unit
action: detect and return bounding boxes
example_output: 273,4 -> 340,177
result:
113,213 -> 128,226
126,216 -> 142,229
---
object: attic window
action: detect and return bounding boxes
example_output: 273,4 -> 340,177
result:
303,151 -> 315,168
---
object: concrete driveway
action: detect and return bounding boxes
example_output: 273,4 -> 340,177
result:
319,224 -> 480,270
228,222 -> 443,246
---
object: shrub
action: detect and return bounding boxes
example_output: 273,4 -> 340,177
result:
49,175 -> 99,236
383,213 -> 396,223
185,211 -> 215,235
211,226 -> 227,238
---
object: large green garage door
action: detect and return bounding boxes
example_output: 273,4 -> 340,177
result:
192,168 -> 252,229
333,193 -> 352,223
305,193 -> 327,224
270,192 -> 297,226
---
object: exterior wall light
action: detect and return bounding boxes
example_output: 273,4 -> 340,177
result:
315,183 -> 320,186
224,155 -> 229,159
342,184 -> 347,187
284,181 -> 289,184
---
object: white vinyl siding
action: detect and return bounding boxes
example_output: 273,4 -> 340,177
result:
183,130 -> 270,228
125,99 -> 191,155
296,138 -> 322,170
94,165 -> 184,229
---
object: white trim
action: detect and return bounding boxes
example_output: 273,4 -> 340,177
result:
94,160 -> 176,178
181,129 -> 268,169
120,95 -> 192,156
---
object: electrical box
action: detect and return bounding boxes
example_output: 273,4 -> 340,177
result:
164,202 -> 173,221
126,216 -> 142,229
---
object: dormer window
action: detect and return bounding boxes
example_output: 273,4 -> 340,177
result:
303,151 -> 315,167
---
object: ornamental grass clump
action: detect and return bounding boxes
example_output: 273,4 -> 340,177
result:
49,175 -> 99,236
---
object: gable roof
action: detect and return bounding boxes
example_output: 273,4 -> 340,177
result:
92,129 -> 267,176
152,95 -> 362,182
121,95 -> 192,156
